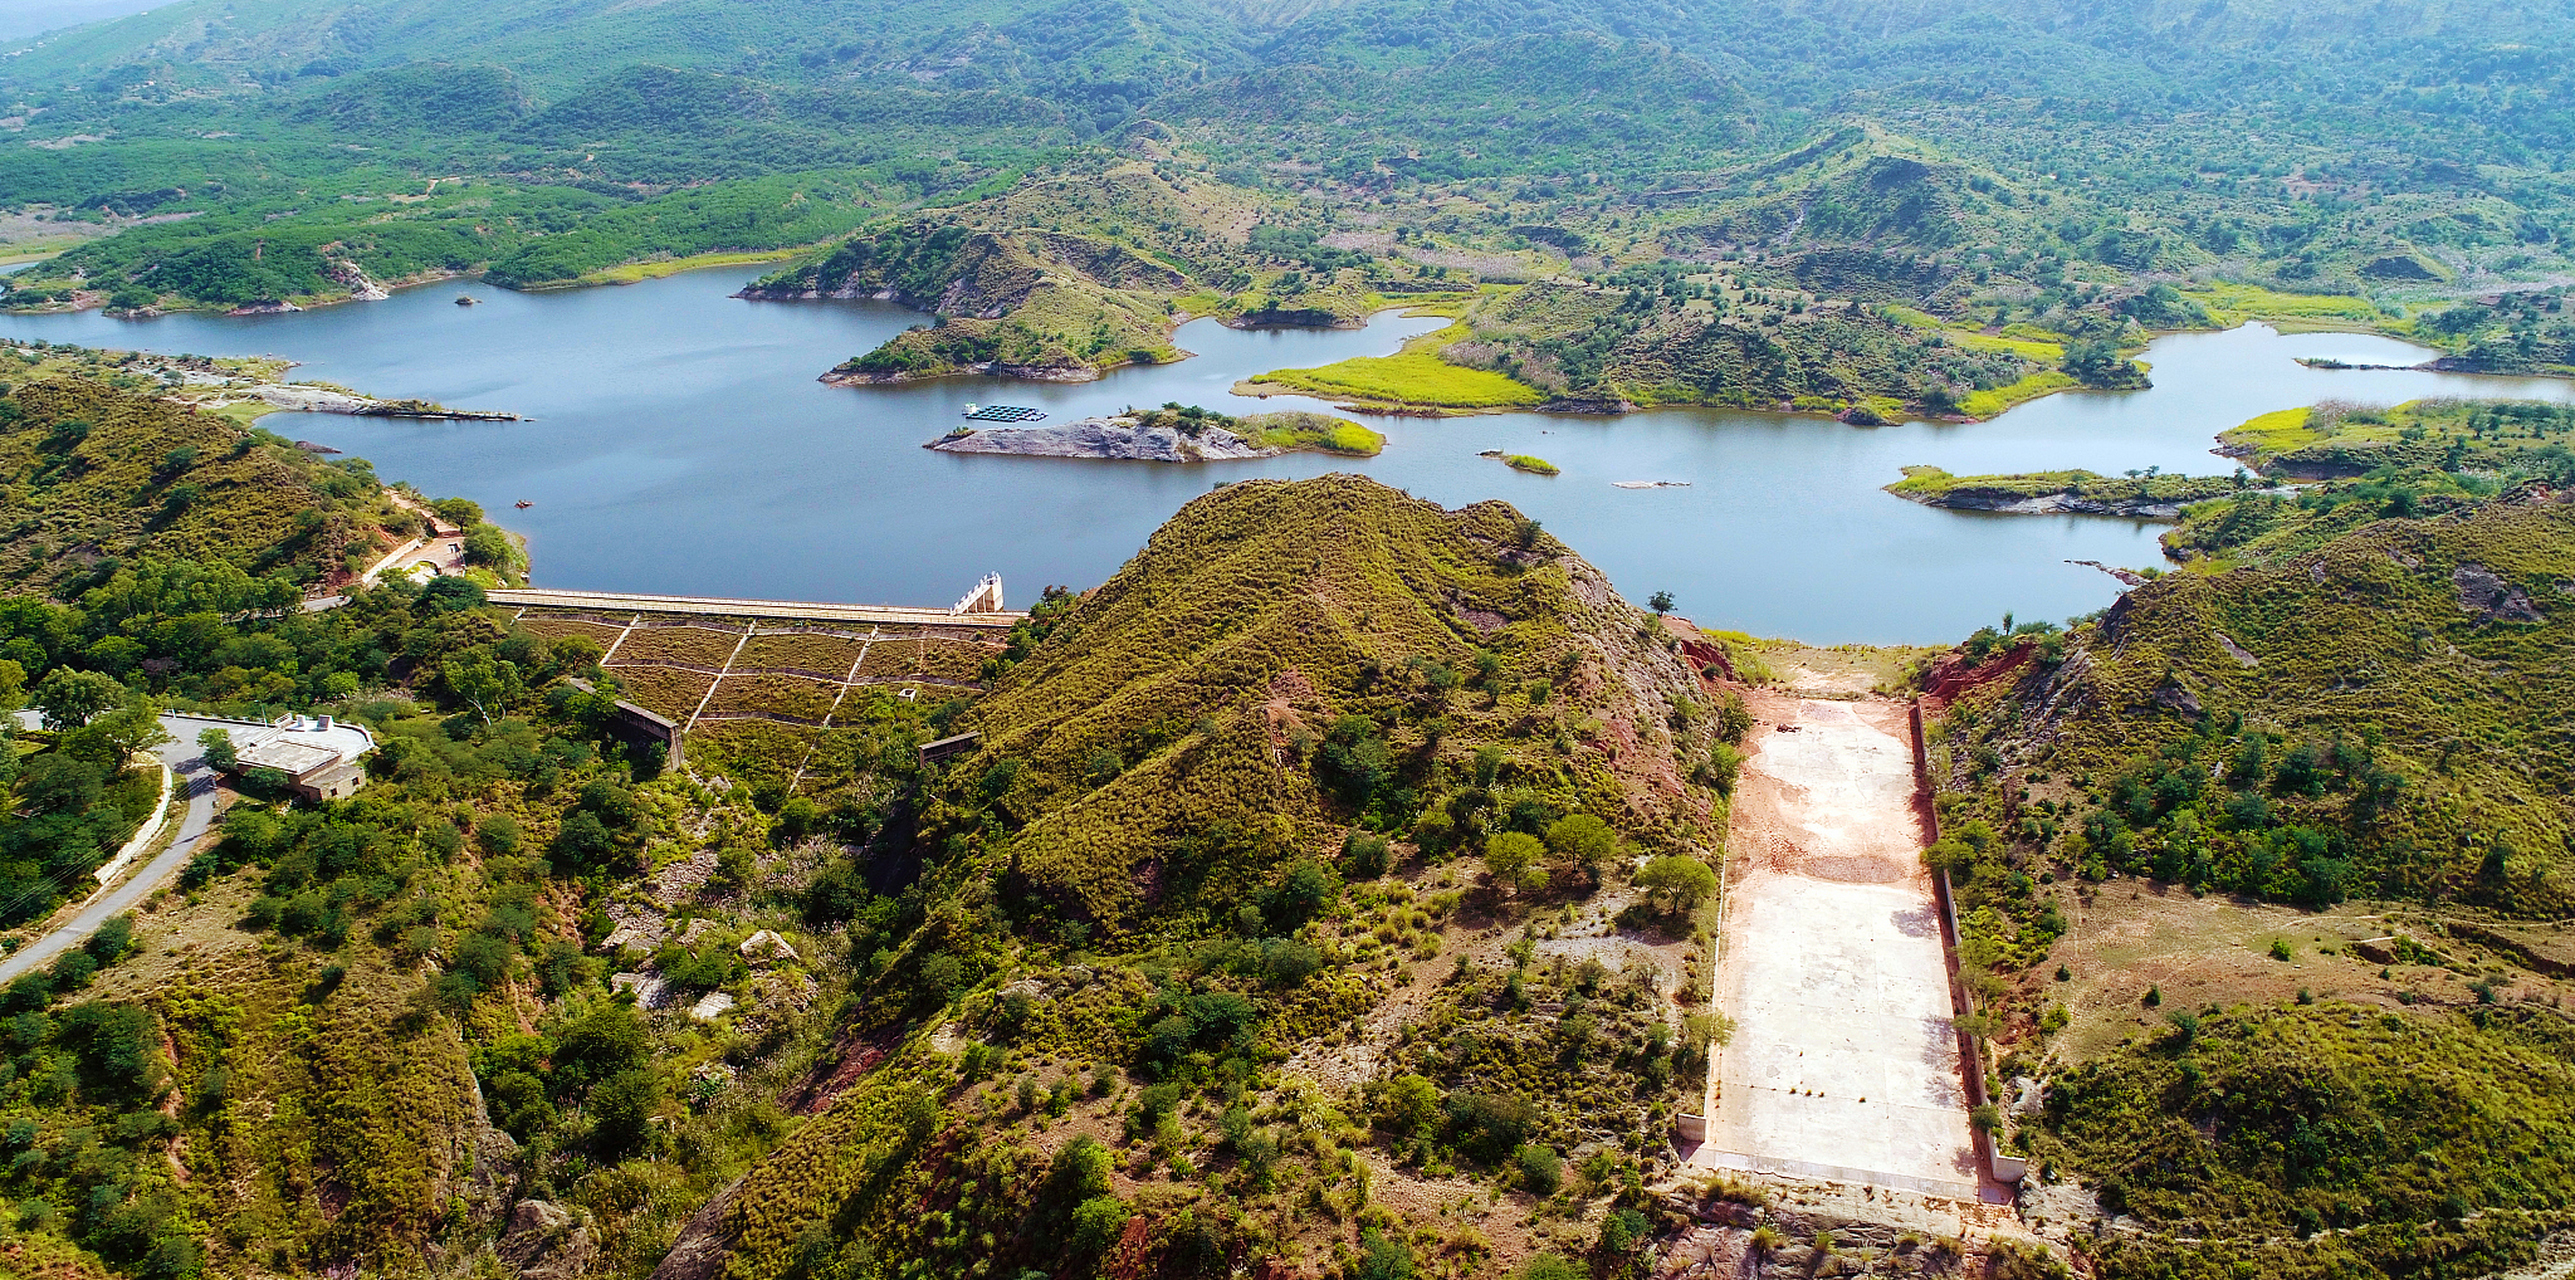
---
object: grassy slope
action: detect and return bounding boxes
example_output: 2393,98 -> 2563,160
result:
678,475 -> 1727,1278
0,373 -> 399,594
1231,411 -> 1383,457
2217,398 -> 2575,478
1242,320 -> 1546,409
776,163 -> 1452,380
1302,275 -> 2050,416
950,474 -> 1715,935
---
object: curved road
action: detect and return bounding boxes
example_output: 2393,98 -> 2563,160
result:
0,714 -> 233,984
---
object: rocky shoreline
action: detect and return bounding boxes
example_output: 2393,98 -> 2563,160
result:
928,416 -> 1280,462
1895,489 -> 2200,519
249,384 -> 521,421
822,360 -> 1098,387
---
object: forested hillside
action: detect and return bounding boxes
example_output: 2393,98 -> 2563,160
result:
1923,464 -> 2575,1276
3,0 -> 2567,368
0,446 -> 1749,1280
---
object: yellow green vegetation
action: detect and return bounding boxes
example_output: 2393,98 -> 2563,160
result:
600,663 -> 715,719
2182,282 -> 2389,330
668,475 -> 1730,1279
2038,1000 -> 2575,1278
1956,370 -> 2079,419
570,247 -> 809,287
1884,308 -> 2066,360
1927,488 -> 2575,1276
932,474 -> 1718,934
2217,398 -> 2575,478
1501,454 -> 1559,476
1232,410 -> 1384,457
1241,321 -> 1546,409
780,164 -> 1467,384
611,623 -> 743,668
1114,404 -> 1386,457
1336,276 -> 2063,417
1935,492 -> 2575,927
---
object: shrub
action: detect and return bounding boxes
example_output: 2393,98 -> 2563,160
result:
1343,831 -> 1390,880
1354,1228 -> 1413,1280
1704,742 -> 1743,794
1714,691 -> 1755,744
1444,1090 -> 1535,1163
1515,1142 -> 1563,1195
1067,1195 -> 1130,1255
1377,1074 -> 1441,1136
1520,1255 -> 1582,1280
1599,1208 -> 1649,1252
588,1066 -> 663,1156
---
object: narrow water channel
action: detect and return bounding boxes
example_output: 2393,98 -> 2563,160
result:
4,270 -> 2567,643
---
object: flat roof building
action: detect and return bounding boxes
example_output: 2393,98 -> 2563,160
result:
229,714 -> 377,801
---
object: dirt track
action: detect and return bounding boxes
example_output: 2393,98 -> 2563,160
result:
1695,693 -> 1982,1197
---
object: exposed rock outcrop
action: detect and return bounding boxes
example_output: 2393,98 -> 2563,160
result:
928,416 -> 1275,462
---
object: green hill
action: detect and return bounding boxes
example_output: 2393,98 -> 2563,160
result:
0,371 -> 397,594
650,473 -> 1731,1280
1923,487 -> 2575,1275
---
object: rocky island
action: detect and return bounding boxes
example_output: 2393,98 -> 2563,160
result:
928,405 -> 1383,462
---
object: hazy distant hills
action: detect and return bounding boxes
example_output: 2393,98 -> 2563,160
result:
10,0 -> 2570,166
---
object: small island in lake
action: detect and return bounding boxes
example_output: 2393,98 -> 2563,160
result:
1478,450 -> 1560,476
929,404 -> 1383,462
1886,465 -> 2266,518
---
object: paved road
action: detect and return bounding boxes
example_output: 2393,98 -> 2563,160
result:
0,714 -> 236,983
487,586 -> 1023,628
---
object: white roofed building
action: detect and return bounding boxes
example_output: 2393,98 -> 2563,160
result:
227,714 -> 377,801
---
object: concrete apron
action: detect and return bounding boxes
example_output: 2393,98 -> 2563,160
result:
1690,697 -> 1988,1202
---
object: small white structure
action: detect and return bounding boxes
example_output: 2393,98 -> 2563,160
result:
951,573 -> 1005,615
229,714 -> 377,800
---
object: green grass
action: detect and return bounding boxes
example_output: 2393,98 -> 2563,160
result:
2037,1001 -> 2575,1279
1234,411 -> 1385,457
1502,454 -> 1559,475
2217,399 -> 2575,477
0,373 -> 407,593
1245,323 -> 1546,409
2216,407 -> 2323,462
1957,370 -> 2078,419
568,247 -> 812,286
2184,282 -> 2388,329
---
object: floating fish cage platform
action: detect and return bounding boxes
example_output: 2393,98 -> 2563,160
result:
961,404 -> 1047,423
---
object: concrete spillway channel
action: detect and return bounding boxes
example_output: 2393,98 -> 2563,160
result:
1690,695 -> 1986,1200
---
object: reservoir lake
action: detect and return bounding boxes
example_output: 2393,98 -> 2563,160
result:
5,268 -> 2571,643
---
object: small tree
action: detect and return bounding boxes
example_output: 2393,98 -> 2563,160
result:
198,727 -> 237,772
1544,813 -> 1618,887
442,653 -> 523,725
1635,855 -> 1718,914
32,668 -> 124,731
1648,590 -> 1675,617
1482,831 -> 1546,897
